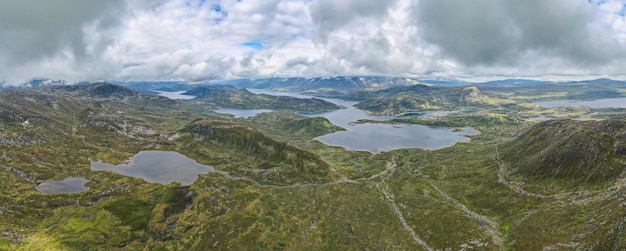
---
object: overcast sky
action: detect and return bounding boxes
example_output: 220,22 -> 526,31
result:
1,0 -> 626,84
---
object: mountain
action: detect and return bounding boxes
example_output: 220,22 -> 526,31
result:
417,78 -> 472,85
183,85 -> 340,112
0,78 -> 66,90
502,118 -> 626,184
43,82 -> 141,100
478,79 -> 549,87
213,76 -> 419,94
572,78 -> 626,87
354,84 -> 487,115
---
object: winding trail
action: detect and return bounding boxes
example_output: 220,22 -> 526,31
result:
375,158 -> 434,251
212,156 -> 435,250
494,144 -> 551,199
494,144 -> 626,203
428,182 -> 504,249
210,156 -> 398,189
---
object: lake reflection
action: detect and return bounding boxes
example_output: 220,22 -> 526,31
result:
249,89 -> 479,153
36,177 -> 89,194
91,151 -> 215,186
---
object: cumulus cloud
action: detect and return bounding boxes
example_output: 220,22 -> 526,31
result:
0,1 -> 124,64
309,0 -> 398,40
415,0 -> 626,67
1,0 -> 626,84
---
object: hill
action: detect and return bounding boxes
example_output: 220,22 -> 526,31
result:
502,118 -> 626,184
178,119 -> 335,184
44,82 -> 141,100
183,85 -> 340,112
354,84 -> 486,115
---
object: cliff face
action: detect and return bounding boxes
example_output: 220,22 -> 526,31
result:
502,118 -> 626,183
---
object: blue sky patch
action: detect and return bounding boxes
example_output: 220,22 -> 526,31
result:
243,41 -> 263,50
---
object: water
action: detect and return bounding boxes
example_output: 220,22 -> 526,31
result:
249,89 -> 479,153
536,97 -> 626,108
91,151 -> 215,186
36,177 -> 89,194
215,108 -> 273,118
156,90 -> 196,100
528,115 -> 554,121
399,111 -> 457,118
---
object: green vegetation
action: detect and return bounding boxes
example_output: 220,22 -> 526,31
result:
354,85 -> 489,115
104,199 -> 153,230
1,82 -> 626,250
183,85 -> 340,112
502,118 -> 626,186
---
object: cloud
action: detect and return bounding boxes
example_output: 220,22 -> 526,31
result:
2,0 -> 626,84
0,1 -> 125,64
415,0 -> 626,67
309,0 -> 398,40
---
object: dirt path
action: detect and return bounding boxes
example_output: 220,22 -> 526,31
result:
494,144 -> 552,199
428,181 -> 504,249
376,165 -> 434,251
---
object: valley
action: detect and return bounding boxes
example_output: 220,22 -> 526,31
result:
1,79 -> 626,250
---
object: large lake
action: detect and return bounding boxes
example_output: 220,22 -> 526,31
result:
156,90 -> 195,100
215,108 -> 274,118
91,151 -> 215,186
248,89 -> 479,153
536,97 -> 626,108
36,177 -> 90,194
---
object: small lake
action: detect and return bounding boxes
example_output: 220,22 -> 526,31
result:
215,108 -> 274,118
528,115 -> 554,121
36,177 -> 89,194
249,89 -> 479,153
156,90 -> 196,100
536,97 -> 626,108
91,151 -> 215,186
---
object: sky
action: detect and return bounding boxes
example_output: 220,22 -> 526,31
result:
1,0 -> 626,85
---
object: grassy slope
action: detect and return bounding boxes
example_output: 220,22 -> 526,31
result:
2,84 -> 626,250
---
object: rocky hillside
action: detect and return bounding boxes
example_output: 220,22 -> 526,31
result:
183,85 -> 340,112
354,84 -> 486,115
502,118 -> 626,183
179,119 -> 335,184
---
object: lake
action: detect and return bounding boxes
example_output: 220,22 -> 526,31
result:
536,97 -> 626,108
156,90 -> 196,100
249,89 -> 479,153
215,108 -> 274,118
36,177 -> 90,194
91,151 -> 215,186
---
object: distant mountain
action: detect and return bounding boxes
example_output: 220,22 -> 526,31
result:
478,79 -> 549,87
183,85 -> 340,112
0,78 -> 66,90
45,82 -> 141,100
571,78 -> 626,87
212,76 -> 420,94
417,79 -> 472,85
502,118 -> 626,184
